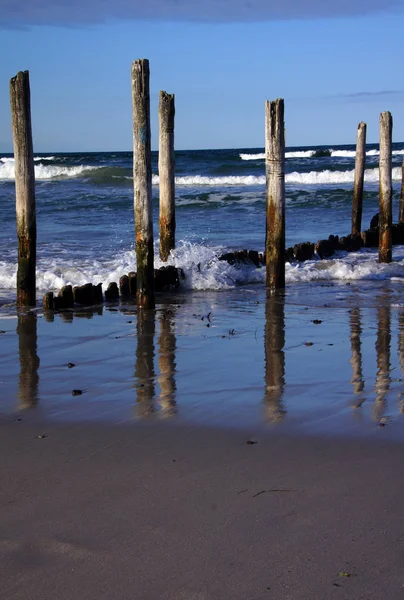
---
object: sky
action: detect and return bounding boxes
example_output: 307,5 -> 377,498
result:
1,0 -> 404,152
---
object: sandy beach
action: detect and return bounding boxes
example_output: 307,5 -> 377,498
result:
1,282 -> 404,597
2,418 -> 404,599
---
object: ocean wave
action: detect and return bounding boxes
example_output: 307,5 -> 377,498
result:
2,245 -> 404,297
0,162 -> 100,180
287,166 -> 402,185
240,150 -> 316,160
331,149 -> 404,158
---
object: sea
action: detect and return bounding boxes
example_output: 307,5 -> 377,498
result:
1,142 -> 404,305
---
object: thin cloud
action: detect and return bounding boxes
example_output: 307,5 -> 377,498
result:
0,0 -> 403,27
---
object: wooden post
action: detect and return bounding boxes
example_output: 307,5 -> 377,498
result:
352,122 -> 366,236
379,111 -> 393,263
10,71 -> 36,307
399,157 -> 404,224
132,59 -> 155,308
158,91 -> 175,262
265,99 -> 285,289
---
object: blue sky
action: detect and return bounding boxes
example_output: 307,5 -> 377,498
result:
1,0 -> 403,151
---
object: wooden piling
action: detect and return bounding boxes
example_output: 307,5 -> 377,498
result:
132,59 -> 155,308
352,122 -> 366,236
265,99 -> 285,289
399,157 -> 404,224
10,71 -> 36,307
379,111 -> 393,263
158,91 -> 175,262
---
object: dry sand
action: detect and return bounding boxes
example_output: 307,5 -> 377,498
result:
1,417 -> 404,600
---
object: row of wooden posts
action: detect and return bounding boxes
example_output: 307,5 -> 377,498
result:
9,60 -> 397,310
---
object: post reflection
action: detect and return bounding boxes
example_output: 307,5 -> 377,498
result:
374,305 -> 391,421
397,309 -> 404,413
263,292 -> 286,422
349,308 -> 366,408
134,309 -> 156,418
17,312 -> 40,410
158,309 -> 177,417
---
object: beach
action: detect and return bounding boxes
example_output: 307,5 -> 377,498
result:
2,145 -> 404,597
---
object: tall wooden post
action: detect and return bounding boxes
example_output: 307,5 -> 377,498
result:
379,111 -> 393,263
399,157 -> 404,224
352,122 -> 366,236
132,59 -> 155,308
265,99 -> 285,289
158,91 -> 175,262
10,71 -> 36,307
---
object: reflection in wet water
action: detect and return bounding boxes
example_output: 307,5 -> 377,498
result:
374,305 -> 391,421
398,310 -> 404,413
350,308 -> 365,408
17,312 -> 39,410
158,309 -> 177,417
134,310 -> 156,418
263,292 -> 286,422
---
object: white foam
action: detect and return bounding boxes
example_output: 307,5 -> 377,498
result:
0,162 -> 99,180
240,150 -> 316,160
331,149 -> 404,158
286,166 -> 401,185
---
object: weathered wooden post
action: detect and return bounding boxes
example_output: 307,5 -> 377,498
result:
132,59 -> 155,308
379,111 -> 393,263
352,122 -> 366,236
265,98 -> 285,289
10,71 -> 36,307
158,91 -> 175,262
399,157 -> 404,224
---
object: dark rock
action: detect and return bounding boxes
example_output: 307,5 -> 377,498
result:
72,389 -> 83,396
128,272 -> 137,296
393,223 -> 404,245
67,363 -> 75,368
219,252 -> 236,265
338,234 -> 363,252
285,247 -> 295,263
119,275 -> 130,297
154,266 -> 182,291
315,239 -> 335,259
105,282 -> 119,302
370,213 -> 379,229
42,292 -> 54,311
328,235 -> 340,249
248,250 -> 259,267
361,228 -> 379,247
293,242 -> 315,262
73,283 -> 94,306
56,285 -> 74,309
93,283 -> 103,304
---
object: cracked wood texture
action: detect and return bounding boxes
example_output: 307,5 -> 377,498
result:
158,91 -> 175,262
352,122 -> 366,236
132,59 -> 155,308
379,111 -> 393,264
265,99 -> 285,289
10,70 -> 36,307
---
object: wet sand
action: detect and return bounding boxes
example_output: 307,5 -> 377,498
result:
2,282 -> 404,598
